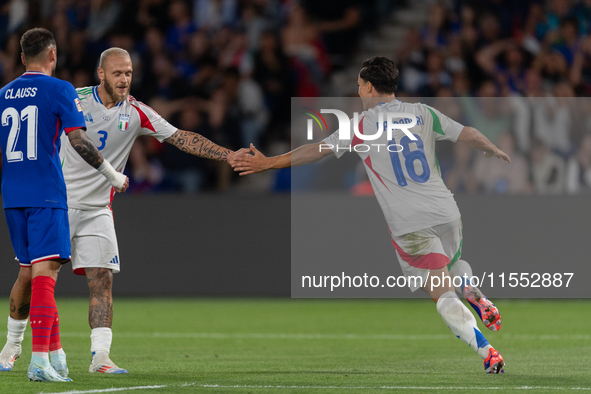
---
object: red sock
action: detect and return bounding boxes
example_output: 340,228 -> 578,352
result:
49,309 -> 62,352
30,276 -> 57,354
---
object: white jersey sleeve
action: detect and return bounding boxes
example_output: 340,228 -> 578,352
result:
128,97 -> 177,142
322,117 -> 356,158
422,104 -> 464,142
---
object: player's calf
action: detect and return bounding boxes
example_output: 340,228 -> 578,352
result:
449,260 -> 501,331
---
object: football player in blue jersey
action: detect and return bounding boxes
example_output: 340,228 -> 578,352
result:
0,28 -> 129,382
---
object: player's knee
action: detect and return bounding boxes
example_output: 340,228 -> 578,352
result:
86,268 -> 113,295
17,266 -> 32,287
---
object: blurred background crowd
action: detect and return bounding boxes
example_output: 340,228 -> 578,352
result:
0,0 -> 589,195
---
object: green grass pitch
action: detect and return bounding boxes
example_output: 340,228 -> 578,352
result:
0,298 -> 590,393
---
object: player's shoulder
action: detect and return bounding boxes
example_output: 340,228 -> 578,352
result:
45,75 -> 75,91
75,85 -> 94,99
126,95 -> 158,116
364,100 -> 422,117
396,100 -> 430,114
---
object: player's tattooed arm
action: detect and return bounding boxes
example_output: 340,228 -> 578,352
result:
164,129 -> 233,162
67,128 -> 105,169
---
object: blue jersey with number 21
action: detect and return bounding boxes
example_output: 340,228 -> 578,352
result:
0,72 -> 86,209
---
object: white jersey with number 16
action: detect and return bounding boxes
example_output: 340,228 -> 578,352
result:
323,100 -> 464,236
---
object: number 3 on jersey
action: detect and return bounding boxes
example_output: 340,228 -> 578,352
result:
2,106 -> 38,162
389,134 -> 430,186
97,130 -> 108,150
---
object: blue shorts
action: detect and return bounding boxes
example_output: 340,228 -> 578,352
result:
4,207 -> 71,266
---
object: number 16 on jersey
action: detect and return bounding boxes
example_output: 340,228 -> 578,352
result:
388,134 -> 430,186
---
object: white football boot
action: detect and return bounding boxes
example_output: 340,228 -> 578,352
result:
89,352 -> 128,374
0,343 -> 21,371
50,353 -> 69,377
28,355 -> 72,382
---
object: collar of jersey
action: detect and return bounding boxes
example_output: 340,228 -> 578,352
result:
376,100 -> 400,107
22,71 -> 46,76
93,85 -> 123,107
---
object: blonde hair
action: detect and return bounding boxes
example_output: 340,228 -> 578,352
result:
99,47 -> 130,69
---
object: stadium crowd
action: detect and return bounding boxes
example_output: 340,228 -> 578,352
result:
396,0 -> 591,195
0,0 -> 589,195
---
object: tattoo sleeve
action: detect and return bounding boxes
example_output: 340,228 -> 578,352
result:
86,268 -> 113,329
67,128 -> 104,169
164,129 -> 232,162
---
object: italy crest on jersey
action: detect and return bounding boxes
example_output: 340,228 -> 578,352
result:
118,114 -> 130,131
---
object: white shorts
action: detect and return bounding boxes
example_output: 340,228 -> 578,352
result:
69,208 -> 120,275
391,218 -> 463,292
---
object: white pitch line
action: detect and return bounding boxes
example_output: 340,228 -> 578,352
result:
195,384 -> 591,390
39,383 -> 591,393
2,331 -> 589,340
41,385 -> 165,394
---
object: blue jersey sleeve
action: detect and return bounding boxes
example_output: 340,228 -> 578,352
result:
56,82 -> 86,134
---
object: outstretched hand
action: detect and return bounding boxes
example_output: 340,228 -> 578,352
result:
485,147 -> 511,163
231,143 -> 269,175
226,147 -> 253,166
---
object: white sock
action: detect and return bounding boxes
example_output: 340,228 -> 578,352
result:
7,316 -> 27,347
91,327 -> 112,355
436,291 -> 492,360
50,348 -> 65,357
448,259 -> 473,292
31,352 -> 49,360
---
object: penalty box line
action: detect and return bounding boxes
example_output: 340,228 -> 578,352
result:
40,383 -> 591,393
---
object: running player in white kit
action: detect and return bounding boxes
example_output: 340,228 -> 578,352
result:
0,47 -> 242,374
231,57 -> 509,374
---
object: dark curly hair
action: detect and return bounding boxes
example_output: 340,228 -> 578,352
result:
359,56 -> 399,94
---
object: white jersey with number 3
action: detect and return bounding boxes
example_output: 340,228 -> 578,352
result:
60,86 -> 177,210
323,100 -> 464,236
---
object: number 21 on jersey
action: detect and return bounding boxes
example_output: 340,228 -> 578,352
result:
389,134 -> 430,186
2,106 -> 38,162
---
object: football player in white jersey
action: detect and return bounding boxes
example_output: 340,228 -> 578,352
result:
0,47 -> 246,374
231,57 -> 510,374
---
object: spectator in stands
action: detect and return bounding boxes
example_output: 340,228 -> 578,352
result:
88,0 -> 121,43
160,108 -> 213,192
301,0 -> 361,69
421,2 -> 449,49
166,0 -> 197,55
551,16 -> 581,66
445,142 -> 480,194
531,139 -> 566,194
566,133 -> 591,194
193,0 -> 238,31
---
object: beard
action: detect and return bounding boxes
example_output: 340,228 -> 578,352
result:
104,77 -> 129,103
